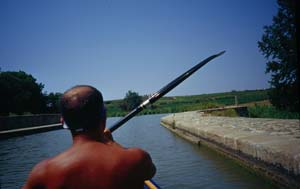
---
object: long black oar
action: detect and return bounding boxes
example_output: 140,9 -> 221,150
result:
109,51 -> 225,132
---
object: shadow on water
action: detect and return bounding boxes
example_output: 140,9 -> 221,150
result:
0,114 -> 278,189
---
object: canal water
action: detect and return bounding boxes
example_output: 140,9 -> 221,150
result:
0,114 -> 277,189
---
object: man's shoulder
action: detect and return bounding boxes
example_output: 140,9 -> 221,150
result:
22,159 -> 51,189
31,159 -> 50,176
122,148 -> 156,180
125,148 -> 151,162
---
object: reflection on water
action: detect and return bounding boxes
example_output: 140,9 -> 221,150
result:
0,114 -> 277,189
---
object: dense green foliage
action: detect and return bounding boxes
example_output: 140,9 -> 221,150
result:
1,69 -> 296,120
248,105 -> 299,119
0,71 -> 45,115
120,90 -> 143,111
0,70 -> 63,115
1,71 -> 296,120
43,92 -> 62,113
105,89 -> 270,117
258,0 -> 299,112
209,109 -> 239,117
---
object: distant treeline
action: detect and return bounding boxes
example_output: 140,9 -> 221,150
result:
0,70 -> 62,116
105,89 -> 270,117
1,70 -> 298,119
106,89 -> 299,119
0,69 -> 268,117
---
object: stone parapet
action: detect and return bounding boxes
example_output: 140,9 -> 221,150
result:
161,111 -> 300,188
0,114 -> 60,131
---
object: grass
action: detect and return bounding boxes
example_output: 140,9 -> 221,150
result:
6,89 -> 298,120
248,105 -> 300,119
104,89 -> 299,120
105,89 -> 271,117
209,109 -> 240,117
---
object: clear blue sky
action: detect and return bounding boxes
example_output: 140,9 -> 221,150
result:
0,0 -> 277,100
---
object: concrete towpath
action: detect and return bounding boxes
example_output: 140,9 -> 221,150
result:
161,111 -> 300,188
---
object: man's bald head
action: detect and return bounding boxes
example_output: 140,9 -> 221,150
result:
60,85 -> 104,131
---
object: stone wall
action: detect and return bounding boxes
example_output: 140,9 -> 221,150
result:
161,111 -> 300,188
0,114 -> 60,131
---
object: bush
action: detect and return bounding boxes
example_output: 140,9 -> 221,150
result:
248,105 -> 299,119
210,109 -> 239,117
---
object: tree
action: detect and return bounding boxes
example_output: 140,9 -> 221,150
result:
258,0 -> 299,112
121,90 -> 142,111
0,71 -> 45,115
44,92 -> 62,113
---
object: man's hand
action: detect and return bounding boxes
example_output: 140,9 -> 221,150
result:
102,128 -> 114,143
103,128 -> 114,142
102,128 -> 124,148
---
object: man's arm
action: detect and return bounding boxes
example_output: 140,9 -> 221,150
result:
140,150 -> 156,180
129,148 -> 156,180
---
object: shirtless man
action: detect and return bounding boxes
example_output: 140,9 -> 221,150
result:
23,85 -> 156,189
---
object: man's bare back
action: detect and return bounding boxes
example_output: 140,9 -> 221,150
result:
24,133 -> 155,189
23,86 -> 156,189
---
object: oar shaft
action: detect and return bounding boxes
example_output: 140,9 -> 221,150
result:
109,51 -> 225,132
144,179 -> 161,189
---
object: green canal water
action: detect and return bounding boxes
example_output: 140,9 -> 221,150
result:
0,114 -> 278,189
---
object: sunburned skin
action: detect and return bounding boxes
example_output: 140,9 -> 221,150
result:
23,86 -> 156,189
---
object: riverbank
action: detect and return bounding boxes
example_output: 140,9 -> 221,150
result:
105,89 -> 270,117
161,111 -> 300,188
